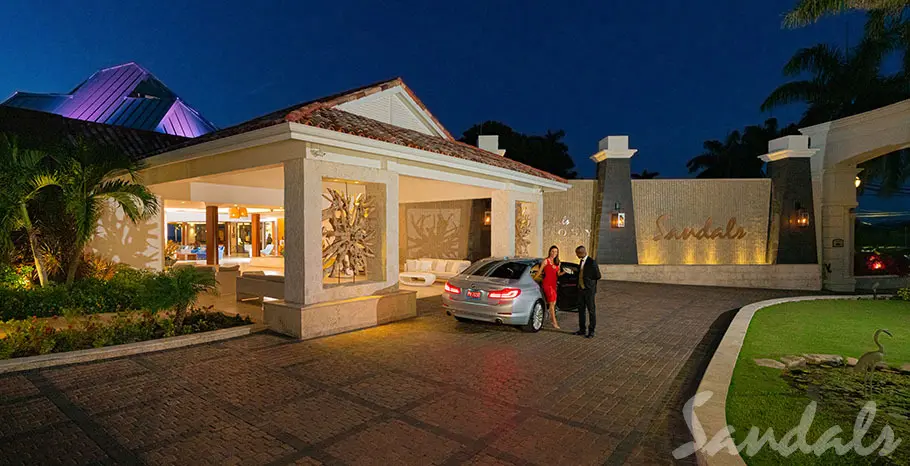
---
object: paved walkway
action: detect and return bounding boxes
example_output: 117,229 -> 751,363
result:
0,282 -> 805,465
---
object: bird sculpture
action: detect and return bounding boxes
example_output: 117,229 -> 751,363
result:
854,329 -> 893,393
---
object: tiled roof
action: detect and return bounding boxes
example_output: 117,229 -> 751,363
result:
298,108 -> 568,183
146,78 -> 567,184
0,106 -> 188,160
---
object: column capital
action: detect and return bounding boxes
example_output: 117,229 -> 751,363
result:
760,135 -> 818,162
591,135 -> 637,162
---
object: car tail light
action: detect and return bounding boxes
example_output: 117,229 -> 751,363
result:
444,282 -> 461,294
488,288 -> 521,300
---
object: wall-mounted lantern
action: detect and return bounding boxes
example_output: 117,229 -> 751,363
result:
855,176 -> 862,188
610,202 -> 625,229
483,211 -> 491,226
795,201 -> 809,228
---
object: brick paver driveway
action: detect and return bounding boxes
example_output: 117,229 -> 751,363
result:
0,282 -> 805,465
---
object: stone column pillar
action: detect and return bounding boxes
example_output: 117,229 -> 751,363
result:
283,158 -> 307,304
760,136 -> 818,264
205,205 -> 219,266
820,165 -> 860,292
364,182 -> 387,282
491,190 -> 516,257
592,136 -> 638,264
251,214 -> 261,257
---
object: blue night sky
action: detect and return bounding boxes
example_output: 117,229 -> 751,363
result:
0,0 -> 882,183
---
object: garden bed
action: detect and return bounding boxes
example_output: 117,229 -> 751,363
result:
0,308 -> 252,361
727,299 -> 910,465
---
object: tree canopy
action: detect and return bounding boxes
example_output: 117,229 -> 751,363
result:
460,121 -> 577,179
687,119 -> 799,179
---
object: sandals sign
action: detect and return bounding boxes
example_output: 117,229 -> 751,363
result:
652,215 -> 747,241
631,179 -> 771,265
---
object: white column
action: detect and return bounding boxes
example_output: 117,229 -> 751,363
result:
283,157 -> 307,304
534,194 -> 544,257
820,165 -> 860,292
491,190 -> 516,257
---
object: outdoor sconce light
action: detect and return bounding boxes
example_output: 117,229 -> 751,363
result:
483,211 -> 491,226
855,176 -> 862,188
795,202 -> 809,228
610,202 -> 625,229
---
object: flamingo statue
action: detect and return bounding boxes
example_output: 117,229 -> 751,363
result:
854,329 -> 893,393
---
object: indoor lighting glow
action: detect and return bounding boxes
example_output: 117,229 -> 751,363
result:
483,211 -> 491,226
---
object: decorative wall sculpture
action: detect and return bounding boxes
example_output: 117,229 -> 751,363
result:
515,203 -> 532,257
407,210 -> 461,259
322,188 -> 375,278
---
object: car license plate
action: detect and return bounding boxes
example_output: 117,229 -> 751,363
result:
467,290 -> 482,300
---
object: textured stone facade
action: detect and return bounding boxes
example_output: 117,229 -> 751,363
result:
600,264 -> 821,290
768,158 -> 818,264
595,159 -> 638,264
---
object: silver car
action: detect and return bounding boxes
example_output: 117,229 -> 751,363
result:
442,257 -> 580,332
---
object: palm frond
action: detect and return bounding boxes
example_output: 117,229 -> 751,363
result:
761,81 -> 820,112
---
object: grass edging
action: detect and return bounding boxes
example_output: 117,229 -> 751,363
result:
689,295 -> 869,466
0,324 -> 256,374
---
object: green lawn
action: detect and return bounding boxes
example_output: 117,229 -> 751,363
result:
727,299 -> 910,465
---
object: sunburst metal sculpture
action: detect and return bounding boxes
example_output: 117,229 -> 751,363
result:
515,203 -> 532,257
322,188 -> 376,278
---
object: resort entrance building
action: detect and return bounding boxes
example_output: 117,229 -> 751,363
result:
85,77 -> 568,338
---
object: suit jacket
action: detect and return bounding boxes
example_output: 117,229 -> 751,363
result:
579,256 -> 601,291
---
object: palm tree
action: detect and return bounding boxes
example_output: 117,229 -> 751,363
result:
56,141 -> 159,285
687,119 -> 795,178
631,169 -> 660,179
143,265 -> 218,331
784,0 -> 908,27
761,39 -> 906,126
0,135 -> 59,286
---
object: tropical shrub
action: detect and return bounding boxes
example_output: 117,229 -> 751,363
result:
0,268 -> 150,320
141,266 -> 219,330
898,287 -> 910,301
0,263 -> 32,290
0,309 -> 250,360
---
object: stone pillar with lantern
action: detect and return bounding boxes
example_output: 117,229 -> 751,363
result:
760,135 -> 819,264
592,136 -> 638,264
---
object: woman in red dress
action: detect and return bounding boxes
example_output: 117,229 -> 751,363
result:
534,245 -> 565,329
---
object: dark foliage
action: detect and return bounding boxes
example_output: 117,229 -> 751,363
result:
460,121 -> 577,179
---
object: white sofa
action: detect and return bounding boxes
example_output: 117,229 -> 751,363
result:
403,258 -> 471,282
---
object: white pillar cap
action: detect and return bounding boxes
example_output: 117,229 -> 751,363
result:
759,135 -> 818,162
590,135 -> 637,162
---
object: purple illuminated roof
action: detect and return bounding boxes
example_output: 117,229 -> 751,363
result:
2,63 -> 216,138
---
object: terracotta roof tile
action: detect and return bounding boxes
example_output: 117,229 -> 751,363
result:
143,78 -> 566,184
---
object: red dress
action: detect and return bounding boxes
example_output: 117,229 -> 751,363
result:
541,258 -> 559,303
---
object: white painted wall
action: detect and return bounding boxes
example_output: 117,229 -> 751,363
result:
336,88 -> 442,137
90,198 -> 165,271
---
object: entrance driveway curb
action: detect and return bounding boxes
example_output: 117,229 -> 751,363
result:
0,324 -> 256,374
691,295 -> 869,466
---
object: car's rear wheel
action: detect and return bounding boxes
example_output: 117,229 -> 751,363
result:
520,301 -> 544,333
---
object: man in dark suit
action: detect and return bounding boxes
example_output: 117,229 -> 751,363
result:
574,246 -> 601,338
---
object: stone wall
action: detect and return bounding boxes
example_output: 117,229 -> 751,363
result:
543,180 -> 596,259
600,264 -> 821,290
